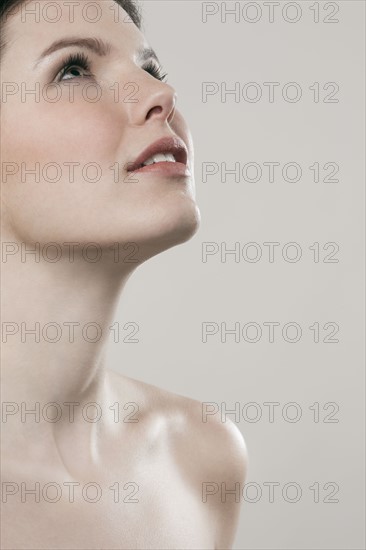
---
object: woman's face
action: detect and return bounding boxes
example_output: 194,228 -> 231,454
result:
1,0 -> 200,257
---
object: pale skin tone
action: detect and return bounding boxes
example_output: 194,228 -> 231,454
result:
0,1 -> 248,548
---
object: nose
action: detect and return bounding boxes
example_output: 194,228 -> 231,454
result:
124,74 -> 178,126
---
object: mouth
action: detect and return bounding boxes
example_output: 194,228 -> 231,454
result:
126,136 -> 190,177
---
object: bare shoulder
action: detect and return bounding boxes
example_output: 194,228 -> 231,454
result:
109,369 -> 248,475
171,396 -> 248,549
109,370 -> 248,548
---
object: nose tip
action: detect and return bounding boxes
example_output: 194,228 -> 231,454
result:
124,70 -> 178,127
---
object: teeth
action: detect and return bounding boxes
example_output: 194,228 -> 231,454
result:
142,153 -> 176,166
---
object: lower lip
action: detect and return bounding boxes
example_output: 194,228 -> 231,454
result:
128,162 -> 191,178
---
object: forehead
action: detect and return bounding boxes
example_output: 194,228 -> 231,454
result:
3,0 -> 147,69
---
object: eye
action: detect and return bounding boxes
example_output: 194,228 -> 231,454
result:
142,60 -> 168,82
55,52 -> 94,82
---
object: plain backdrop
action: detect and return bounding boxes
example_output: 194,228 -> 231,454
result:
106,1 -> 365,548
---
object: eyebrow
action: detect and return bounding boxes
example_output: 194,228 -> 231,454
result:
33,37 -> 160,69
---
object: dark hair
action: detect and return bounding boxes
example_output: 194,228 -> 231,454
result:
0,0 -> 142,61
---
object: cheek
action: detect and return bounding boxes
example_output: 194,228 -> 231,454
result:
9,95 -> 120,163
1,98 -> 123,241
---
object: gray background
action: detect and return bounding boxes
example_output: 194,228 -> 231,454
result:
107,1 -> 365,548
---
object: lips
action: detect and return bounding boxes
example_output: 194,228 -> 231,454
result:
126,136 -> 188,173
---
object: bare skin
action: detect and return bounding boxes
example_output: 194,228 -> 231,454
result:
2,372 -> 247,549
0,1 -> 248,548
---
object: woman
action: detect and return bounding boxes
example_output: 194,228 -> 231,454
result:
0,0 -> 248,548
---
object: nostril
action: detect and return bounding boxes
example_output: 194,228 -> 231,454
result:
146,106 -> 163,120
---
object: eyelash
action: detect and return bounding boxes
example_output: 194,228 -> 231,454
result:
55,52 -> 168,83
142,60 -> 168,83
56,52 -> 93,82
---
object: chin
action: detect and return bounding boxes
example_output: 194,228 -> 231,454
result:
131,200 -> 201,261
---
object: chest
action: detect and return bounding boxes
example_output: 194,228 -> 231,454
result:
1,469 -> 215,549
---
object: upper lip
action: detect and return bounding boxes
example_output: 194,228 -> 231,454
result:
127,136 -> 188,172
